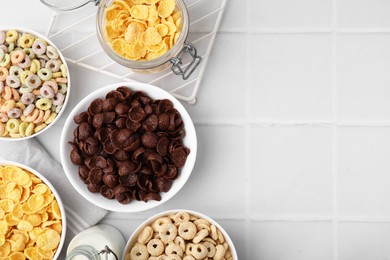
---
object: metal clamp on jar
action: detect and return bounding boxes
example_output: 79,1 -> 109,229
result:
40,0 -> 202,79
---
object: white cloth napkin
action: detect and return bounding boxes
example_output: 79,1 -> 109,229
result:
0,138 -> 108,255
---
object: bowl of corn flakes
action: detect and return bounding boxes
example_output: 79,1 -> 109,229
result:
123,209 -> 238,260
96,0 -> 200,75
0,161 -> 66,259
0,28 -> 70,140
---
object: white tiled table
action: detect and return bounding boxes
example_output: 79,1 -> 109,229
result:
3,0 -> 390,259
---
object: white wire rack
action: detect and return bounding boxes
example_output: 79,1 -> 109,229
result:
45,0 -> 227,104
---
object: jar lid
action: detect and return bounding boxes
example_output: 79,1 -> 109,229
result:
40,0 -> 99,11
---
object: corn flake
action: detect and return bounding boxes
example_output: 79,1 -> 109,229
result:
0,165 -> 62,258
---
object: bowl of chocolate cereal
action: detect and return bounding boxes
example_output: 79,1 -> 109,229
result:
123,210 -> 237,260
60,82 -> 196,212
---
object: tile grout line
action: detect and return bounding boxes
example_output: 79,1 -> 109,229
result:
244,0 -> 252,258
331,0 -> 339,259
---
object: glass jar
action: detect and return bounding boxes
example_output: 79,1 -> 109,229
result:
40,0 -> 202,79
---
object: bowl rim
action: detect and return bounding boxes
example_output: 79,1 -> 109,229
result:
123,209 -> 238,260
0,160 -> 67,260
60,82 -> 197,212
0,27 -> 71,141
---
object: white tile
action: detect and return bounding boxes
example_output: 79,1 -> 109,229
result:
338,127 -> 390,216
337,34 -> 390,121
339,223 -> 390,259
337,0 -> 390,28
250,34 -> 332,120
249,126 -> 333,216
249,221 -> 333,260
183,33 -> 247,122
220,0 -> 247,31
154,125 -> 247,217
250,0 -> 332,29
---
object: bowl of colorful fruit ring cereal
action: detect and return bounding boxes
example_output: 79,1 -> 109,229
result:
0,161 -> 66,259
123,210 -> 237,260
0,28 -> 70,140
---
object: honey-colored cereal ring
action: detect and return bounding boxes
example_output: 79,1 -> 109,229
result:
34,123 -> 47,133
190,244 -> 208,260
196,223 -> 210,232
165,243 -> 183,257
185,243 -> 194,256
166,255 -> 181,260
174,212 -> 190,225
183,256 -> 195,260
138,225 -> 153,244
10,50 -> 25,64
33,110 -> 45,124
210,225 -> 218,241
1,100 -> 16,112
6,119 -> 20,133
213,245 -> 225,260
5,30 -> 18,43
45,112 -> 56,124
203,241 -> 216,258
0,67 -> 8,81
192,229 -> 209,244
174,236 -> 185,252
147,239 -> 165,256
130,243 -> 149,260
159,223 -> 177,244
217,229 -> 225,244
25,109 -> 39,122
25,122 -> 34,136
0,112 -> 9,123
152,217 -> 172,232
178,221 -> 197,240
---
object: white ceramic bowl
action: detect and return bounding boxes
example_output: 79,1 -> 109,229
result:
0,28 -> 70,141
123,209 -> 238,260
60,82 -> 197,212
0,161 -> 67,259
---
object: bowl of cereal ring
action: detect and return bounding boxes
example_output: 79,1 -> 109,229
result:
123,210 -> 237,260
60,82 -> 197,212
40,0 -> 201,78
0,28 -> 70,140
0,161 -> 66,259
